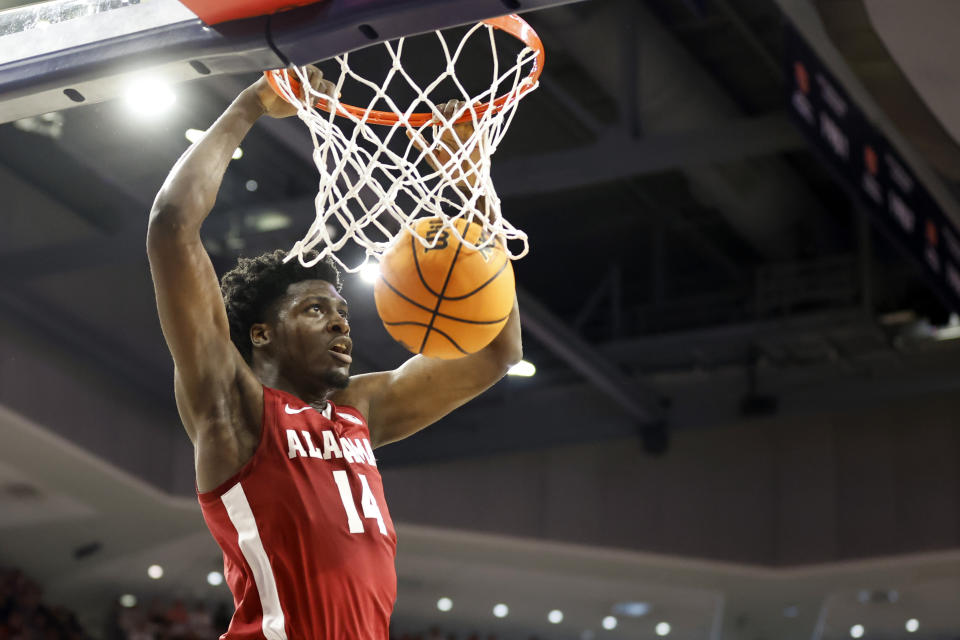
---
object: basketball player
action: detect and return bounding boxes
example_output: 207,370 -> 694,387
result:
146,68 -> 521,638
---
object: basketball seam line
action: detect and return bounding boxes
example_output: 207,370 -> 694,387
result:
419,238 -> 465,354
378,276 -> 510,325
440,256 -> 509,301
381,322 -> 469,355
411,233 -> 443,299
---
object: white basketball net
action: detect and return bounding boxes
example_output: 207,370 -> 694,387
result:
270,20 -> 537,272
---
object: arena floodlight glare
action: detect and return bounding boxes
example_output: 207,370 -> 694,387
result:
906,619 -> 919,633
493,603 -> 509,618
601,616 -> 617,630
655,621 -> 671,636
507,360 -> 536,377
207,571 -> 224,586
360,261 -> 381,285
613,601 -> 650,617
437,597 -> 453,612
125,77 -> 176,118
147,564 -> 163,579
850,624 -> 865,638
548,609 -> 563,624
119,594 -> 137,608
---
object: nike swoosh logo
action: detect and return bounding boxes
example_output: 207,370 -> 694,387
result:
284,404 -> 312,414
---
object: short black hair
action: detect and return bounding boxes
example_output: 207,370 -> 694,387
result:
221,249 -> 341,362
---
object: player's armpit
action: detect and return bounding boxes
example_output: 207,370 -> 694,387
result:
351,299 -> 522,448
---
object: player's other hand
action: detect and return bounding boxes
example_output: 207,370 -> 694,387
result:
407,99 -> 485,190
249,65 -> 336,119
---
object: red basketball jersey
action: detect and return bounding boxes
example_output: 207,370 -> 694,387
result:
198,386 -> 397,639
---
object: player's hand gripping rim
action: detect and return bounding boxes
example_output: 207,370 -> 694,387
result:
251,65 -> 337,119
406,99 -> 488,192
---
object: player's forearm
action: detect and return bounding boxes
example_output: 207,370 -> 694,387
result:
149,89 -> 264,233
483,297 -> 522,367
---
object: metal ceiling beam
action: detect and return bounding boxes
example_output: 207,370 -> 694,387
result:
537,76 -> 604,136
516,286 -> 664,424
379,311 -> 960,466
622,180 -> 748,283
620,0 -> 641,138
3,114 -> 794,279
0,284 -> 171,402
493,113 -> 805,197
0,195 -> 320,281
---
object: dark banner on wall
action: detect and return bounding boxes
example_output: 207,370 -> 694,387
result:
784,22 -> 960,312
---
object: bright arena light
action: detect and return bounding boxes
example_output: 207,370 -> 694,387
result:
655,622 -> 671,636
612,601 -> 650,617
601,616 -> 617,630
437,597 -> 453,612
147,564 -> 163,579
493,603 -> 509,618
360,261 -> 380,284
206,571 -> 223,586
246,179 -> 259,192
507,359 -> 536,377
119,594 -> 137,608
906,619 -> 919,633
548,609 -> 564,624
125,77 -> 176,117
850,624 -> 865,638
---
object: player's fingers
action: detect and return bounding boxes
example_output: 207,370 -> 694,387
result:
441,99 -> 464,122
304,65 -> 323,88
301,66 -> 338,100
405,127 -> 429,153
320,79 -> 338,99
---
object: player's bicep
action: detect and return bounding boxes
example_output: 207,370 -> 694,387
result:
146,217 -> 237,386
362,352 -> 508,447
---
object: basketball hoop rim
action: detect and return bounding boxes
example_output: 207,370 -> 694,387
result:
264,13 -> 544,126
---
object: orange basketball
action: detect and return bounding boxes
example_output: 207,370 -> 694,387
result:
374,217 -> 515,359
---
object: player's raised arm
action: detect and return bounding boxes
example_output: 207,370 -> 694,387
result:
340,100 -> 523,448
146,69 -> 331,445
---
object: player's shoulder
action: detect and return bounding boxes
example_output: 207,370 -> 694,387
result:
331,370 -> 391,417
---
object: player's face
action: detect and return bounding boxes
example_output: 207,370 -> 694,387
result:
272,279 -> 352,389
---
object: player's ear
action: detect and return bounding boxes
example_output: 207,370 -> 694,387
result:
250,323 -> 272,349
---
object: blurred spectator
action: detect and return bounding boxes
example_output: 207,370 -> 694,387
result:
390,627 -> 507,640
112,597 -> 227,639
0,567 -> 89,639
187,602 -> 213,637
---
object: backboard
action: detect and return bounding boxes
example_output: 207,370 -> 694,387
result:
0,0 -> 580,124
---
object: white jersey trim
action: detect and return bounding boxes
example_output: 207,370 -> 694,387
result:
221,483 -> 288,640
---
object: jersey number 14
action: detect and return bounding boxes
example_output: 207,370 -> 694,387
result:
332,470 -> 387,535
